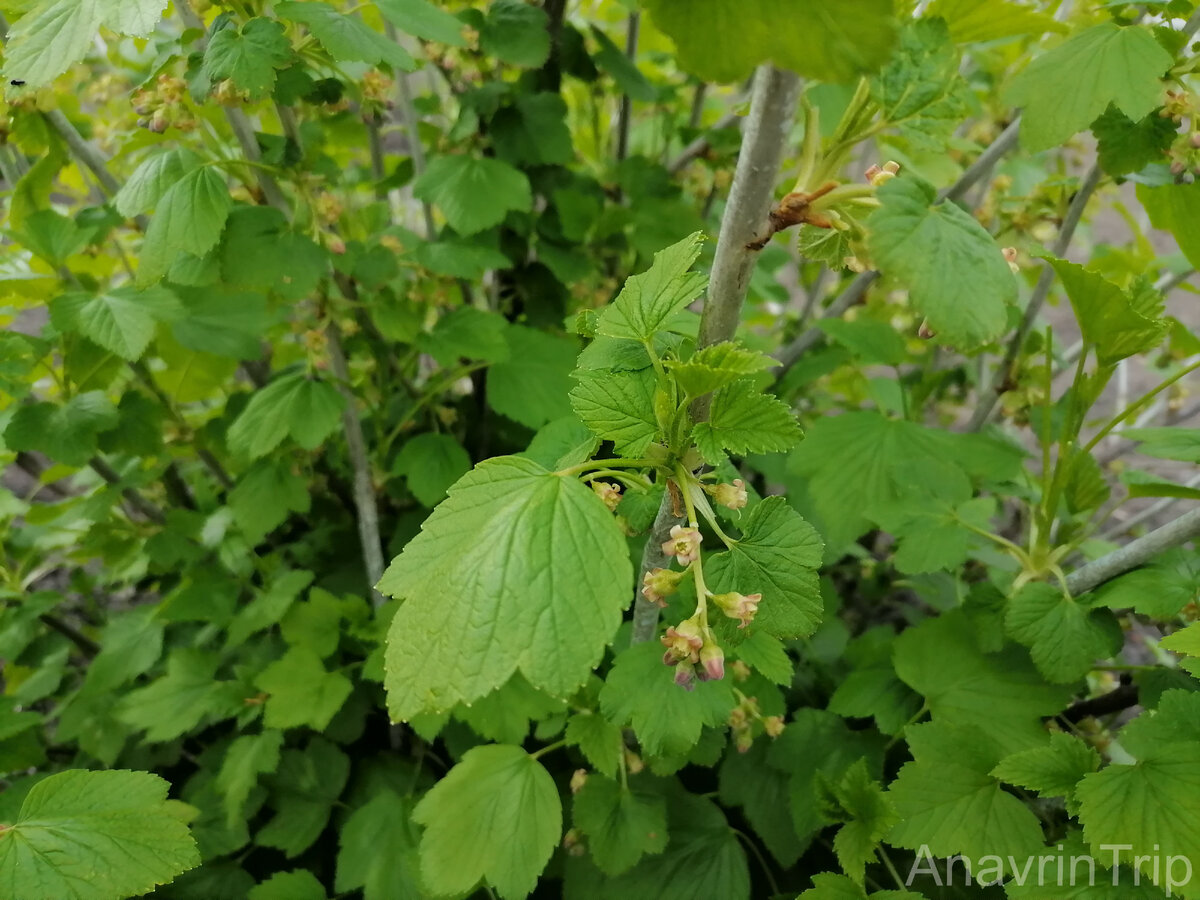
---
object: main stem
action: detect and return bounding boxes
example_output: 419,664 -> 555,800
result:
1066,507 -> 1200,596
630,64 -> 801,646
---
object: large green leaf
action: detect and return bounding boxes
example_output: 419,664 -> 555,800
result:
1004,583 -> 1122,684
203,18 -> 295,98
1048,258 -> 1166,365
255,647 -> 353,731
1137,181 -> 1200,270
991,732 -> 1099,809
0,769 -> 199,900
703,497 -> 824,640
926,0 -> 1066,43
413,744 -> 561,900
599,641 -> 735,758
392,432 -> 471,507
275,1 -> 413,69
377,0 -> 467,46
380,456 -> 631,720
113,148 -> 202,218
226,373 -> 346,460
412,155 -> 532,236
867,176 -> 1016,349
572,775 -> 668,876
641,0 -> 897,84
50,286 -> 181,361
3,391 -> 118,466
487,326 -> 577,429
336,791 -> 424,900
1005,23 -> 1173,152
138,166 -> 233,285
595,232 -> 707,343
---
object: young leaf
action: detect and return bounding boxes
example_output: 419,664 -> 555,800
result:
335,791 -> 424,900
50,286 -> 181,361
870,19 -> 967,151
0,769 -> 199,900
203,18 -> 295,99
1048,258 -> 1166,365
665,342 -> 775,397
116,650 -> 230,742
991,732 -> 1099,808
569,368 -> 660,457
412,154 -> 532,235
216,731 -> 285,828
255,647 -> 353,731
392,433 -> 471,507
413,745 -> 561,900
1119,427 -> 1200,463
1005,23 -> 1173,152
248,870 -> 327,900
3,391 -> 118,466
595,232 -> 707,342
380,457 -> 632,721
1004,583 -> 1122,684
703,497 -> 824,640
599,642 -> 735,758
573,775 -> 668,876
226,373 -> 346,460
138,166 -> 233,285
1092,106 -> 1177,177
828,760 -> 898,885
641,0 -> 897,84
275,1 -> 414,70
564,711 -> 624,779
867,176 -> 1016,349
692,380 -> 803,463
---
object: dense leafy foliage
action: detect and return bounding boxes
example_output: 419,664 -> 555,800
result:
1,1 -> 1199,898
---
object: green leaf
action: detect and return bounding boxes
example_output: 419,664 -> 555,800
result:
336,791 -> 424,900
1003,830 -> 1167,899
1137,181 -> 1200,270
226,373 -> 346,460
0,769 -> 199,900
114,148 -> 202,218
392,433 -> 471,507
1092,106 -> 1178,177
377,0 -> 467,46
1005,23 -> 1173,153
3,391 -> 118,466
171,287 -> 273,359
816,319 -> 907,367
50,285 -> 181,361
203,18 -> 295,99
256,739 -> 349,857
1004,583 -> 1122,683
894,611 -> 1073,753
596,232 -> 707,343
693,380 -> 802,464
226,458 -> 309,542
1048,258 -> 1166,365
828,760 -> 898,885
641,0 -> 897,84
991,732 -> 1099,808
599,642 -> 735,758
479,0 -> 550,67
926,0 -> 1066,43
573,776 -> 668,876
138,166 -> 233,285
565,711 -> 624,779
718,739 -> 804,866
886,720 -> 1047,865
413,154 -> 532,236
703,496 -> 824,640
2,0 -> 103,91
1120,427 -> 1200,463
275,1 -> 413,70
380,457 -> 631,720
666,342 -> 776,397
1076,742 -> 1200,892
416,306 -> 510,365
569,368 -> 660,458
829,629 -> 923,735
871,19 -> 968,152
487,326 -> 577,429
413,744 -> 561,900
878,495 -> 994,575
1092,551 -> 1199,619
116,649 -> 231,742
101,0 -> 169,35
216,730 -> 285,828
591,25 -> 656,101
867,176 -> 1016,349
255,647 -> 353,731
491,93 -> 575,166
248,871 -> 327,900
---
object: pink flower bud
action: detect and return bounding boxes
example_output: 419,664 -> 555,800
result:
660,617 -> 704,664
918,319 -> 937,340
864,164 -> 882,182
642,567 -> 683,607
661,525 -> 702,565
711,479 -> 748,511
592,480 -> 621,512
711,591 -> 762,629
674,662 -> 696,690
698,643 -> 725,681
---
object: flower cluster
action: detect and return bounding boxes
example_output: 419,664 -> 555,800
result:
660,615 -> 724,689
131,74 -> 196,134
729,693 -> 785,753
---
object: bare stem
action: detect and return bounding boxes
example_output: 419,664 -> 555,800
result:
615,12 -> 640,163
1067,507 -> 1200,596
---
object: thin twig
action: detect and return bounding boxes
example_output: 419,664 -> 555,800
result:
39,613 -> 100,657
631,65 -> 801,646
1099,473 -> 1200,542
615,12 -> 640,163
967,162 -> 1103,431
89,457 -> 167,525
1066,507 -> 1200,595
668,110 -> 740,174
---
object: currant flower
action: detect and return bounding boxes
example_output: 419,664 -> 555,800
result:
698,643 -> 725,682
711,591 -> 762,629
660,616 -> 704,666
641,567 -> 684,607
710,479 -> 748,511
592,481 -> 622,512
661,524 -> 702,565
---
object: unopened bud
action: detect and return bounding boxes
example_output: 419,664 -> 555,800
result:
624,748 -> 644,774
1002,246 -> 1020,274
918,319 -> 937,340
674,662 -> 696,690
562,828 -> 585,856
698,643 -> 725,681
570,769 -> 588,794
869,160 -> 900,186
710,479 -> 747,511
864,164 -> 882,182
592,481 -> 621,512
763,715 -> 785,737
